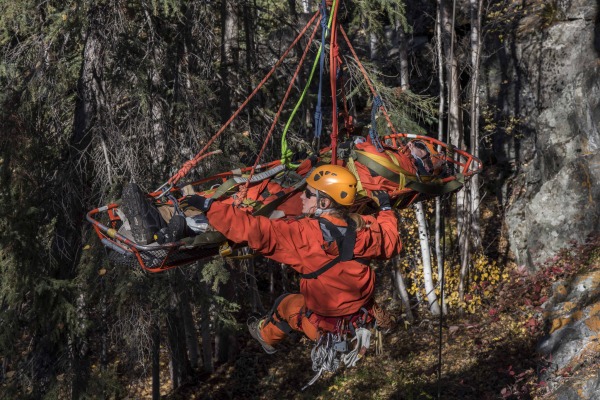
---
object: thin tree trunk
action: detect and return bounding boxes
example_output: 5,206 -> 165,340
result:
151,318 -> 160,400
243,0 -> 255,121
198,274 -> 213,373
220,0 -> 239,124
248,256 -> 264,313
216,260 -> 238,364
440,0 -> 463,151
301,0 -> 312,14
180,285 -> 200,369
395,18 -> 409,90
142,5 -> 167,166
166,284 -> 192,389
435,2 -> 448,315
469,0 -> 483,250
392,256 -> 414,322
458,225 -> 471,308
369,30 -> 379,61
415,202 -> 441,316
440,0 -> 470,296
54,6 -> 105,395
166,311 -> 191,389
396,12 -> 439,318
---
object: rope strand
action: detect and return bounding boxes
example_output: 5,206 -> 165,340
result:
239,13 -> 321,202
165,11 -> 320,187
339,26 -> 398,137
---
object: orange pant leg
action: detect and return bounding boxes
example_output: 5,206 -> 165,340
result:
260,294 -> 320,345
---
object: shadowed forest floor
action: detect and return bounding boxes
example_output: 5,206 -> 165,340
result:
116,195 -> 599,400
160,240 -> 599,400
150,263 -> 552,400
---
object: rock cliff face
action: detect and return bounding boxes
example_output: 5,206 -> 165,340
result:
485,0 -> 600,269
537,267 -> 600,399
483,3 -> 600,397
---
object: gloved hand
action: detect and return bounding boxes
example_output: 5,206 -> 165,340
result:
372,190 -> 391,211
180,195 -> 214,212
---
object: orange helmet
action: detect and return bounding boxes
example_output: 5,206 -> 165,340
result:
307,165 -> 357,206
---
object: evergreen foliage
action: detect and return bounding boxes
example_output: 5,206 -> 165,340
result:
0,0 -> 526,397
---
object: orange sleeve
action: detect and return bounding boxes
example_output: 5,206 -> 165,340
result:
205,201 -> 317,267
376,210 -> 403,258
354,210 -> 402,259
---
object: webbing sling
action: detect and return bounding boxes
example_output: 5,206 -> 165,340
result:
301,217 -> 368,280
211,164 -> 287,200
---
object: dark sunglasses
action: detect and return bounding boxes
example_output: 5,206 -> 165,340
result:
304,188 -> 317,199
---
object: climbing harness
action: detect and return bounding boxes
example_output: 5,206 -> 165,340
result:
301,307 -> 375,390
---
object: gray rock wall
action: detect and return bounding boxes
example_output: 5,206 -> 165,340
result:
487,1 -> 600,268
537,269 -> 600,399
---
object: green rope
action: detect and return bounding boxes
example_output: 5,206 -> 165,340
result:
280,0 -> 336,167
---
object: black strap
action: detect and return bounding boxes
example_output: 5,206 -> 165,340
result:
318,217 -> 356,261
300,217 -> 360,280
300,255 -> 342,280
265,293 -> 297,336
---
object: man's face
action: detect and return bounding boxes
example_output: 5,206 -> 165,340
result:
301,186 -> 318,215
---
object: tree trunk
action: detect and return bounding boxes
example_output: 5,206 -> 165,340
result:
53,6 -> 105,396
198,273 -> 214,373
243,0 -> 256,120
439,0 -> 463,151
179,280 -> 200,369
435,3 -> 448,315
395,17 -> 409,90
440,0 -> 469,293
166,286 -> 192,389
215,265 -> 238,363
220,0 -> 239,124
415,202 -> 441,316
396,11 -> 439,318
469,0 -> 483,251
248,256 -> 265,314
301,0 -> 312,14
142,6 -> 167,167
458,226 -> 472,309
151,318 -> 161,400
369,30 -> 379,61
392,256 -> 414,322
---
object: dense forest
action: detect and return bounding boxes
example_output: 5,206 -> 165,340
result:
1,0 -> 599,399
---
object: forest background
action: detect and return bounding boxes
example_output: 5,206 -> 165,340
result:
1,0 -> 599,399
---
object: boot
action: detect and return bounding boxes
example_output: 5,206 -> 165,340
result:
120,183 -> 166,245
155,214 -> 194,244
247,317 -> 277,354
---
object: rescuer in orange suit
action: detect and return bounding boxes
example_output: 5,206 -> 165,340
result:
182,164 -> 402,354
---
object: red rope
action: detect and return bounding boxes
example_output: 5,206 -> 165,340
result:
338,66 -> 353,135
329,0 -> 341,164
339,26 -> 398,136
237,13 -> 321,205
166,10 -> 320,187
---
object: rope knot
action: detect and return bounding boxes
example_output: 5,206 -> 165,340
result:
234,184 -> 249,207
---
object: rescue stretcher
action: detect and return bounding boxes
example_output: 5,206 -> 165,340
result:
86,133 -> 482,272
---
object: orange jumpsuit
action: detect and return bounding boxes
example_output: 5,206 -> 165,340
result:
206,202 -> 401,344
